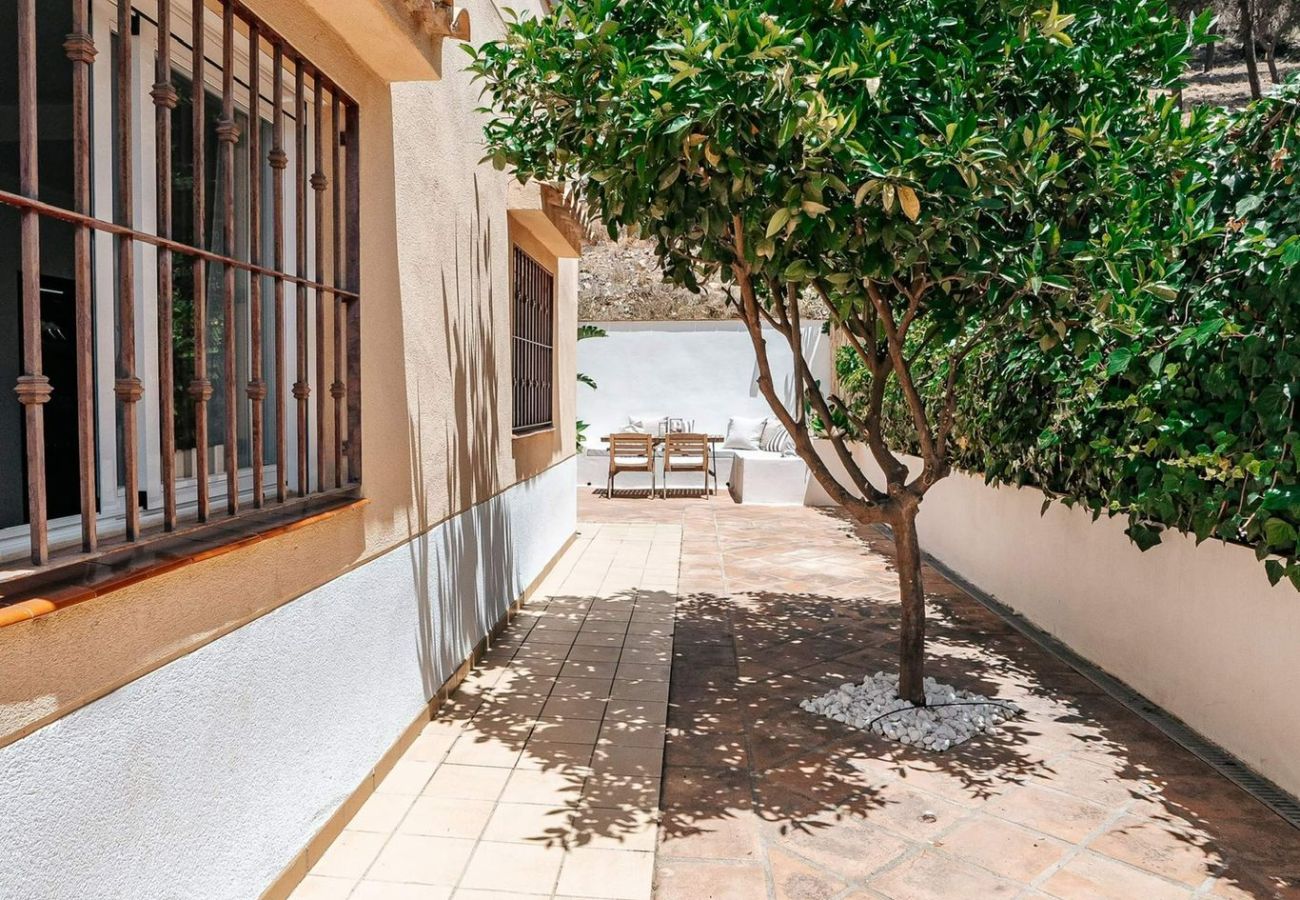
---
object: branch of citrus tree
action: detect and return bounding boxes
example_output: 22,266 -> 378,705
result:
733,259 -> 888,510
787,282 -> 805,424
897,275 -> 928,338
787,334 -> 883,502
812,281 -> 881,372
867,279 -> 938,466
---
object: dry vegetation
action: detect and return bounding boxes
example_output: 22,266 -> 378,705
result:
579,238 -> 829,321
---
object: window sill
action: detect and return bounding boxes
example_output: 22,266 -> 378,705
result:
513,425 -> 557,440
0,488 -> 366,630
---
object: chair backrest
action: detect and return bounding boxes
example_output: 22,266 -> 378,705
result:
664,432 -> 708,461
608,433 -> 654,458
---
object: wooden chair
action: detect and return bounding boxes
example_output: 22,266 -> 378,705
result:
662,433 -> 712,497
607,433 -> 656,497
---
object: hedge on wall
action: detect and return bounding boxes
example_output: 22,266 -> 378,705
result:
833,80 -> 1300,589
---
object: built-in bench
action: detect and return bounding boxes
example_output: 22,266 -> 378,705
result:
728,449 -> 812,505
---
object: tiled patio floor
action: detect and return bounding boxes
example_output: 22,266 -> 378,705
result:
586,492 -> 1300,900
291,521 -> 680,900
296,490 -> 1298,900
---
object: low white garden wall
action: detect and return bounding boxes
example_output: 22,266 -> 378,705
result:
837,445 -> 1300,798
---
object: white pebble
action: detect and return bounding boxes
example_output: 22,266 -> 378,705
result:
797,673 -> 1020,753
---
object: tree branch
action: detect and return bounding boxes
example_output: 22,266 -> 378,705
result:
867,280 -> 938,466
733,262 -> 888,512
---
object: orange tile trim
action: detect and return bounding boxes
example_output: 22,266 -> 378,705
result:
0,499 -> 369,632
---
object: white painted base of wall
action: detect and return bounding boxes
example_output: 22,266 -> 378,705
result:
831,445 -> 1300,800
0,457 -> 577,900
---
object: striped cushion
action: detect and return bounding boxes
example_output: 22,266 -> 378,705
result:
761,422 -> 795,454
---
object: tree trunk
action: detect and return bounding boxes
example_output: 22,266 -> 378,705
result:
1204,19 -> 1217,73
1239,0 -> 1262,100
1264,36 -> 1280,83
894,506 -> 927,706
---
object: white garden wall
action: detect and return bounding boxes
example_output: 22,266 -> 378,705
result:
578,319 -> 830,444
0,457 -> 576,900
843,446 -> 1300,799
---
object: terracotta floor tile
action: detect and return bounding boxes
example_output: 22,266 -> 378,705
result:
868,848 -> 1020,899
653,859 -> 768,900
1089,815 -> 1228,887
769,813 -> 909,881
985,784 -> 1115,844
934,813 -> 1070,882
1041,850 -> 1195,900
767,845 -> 846,900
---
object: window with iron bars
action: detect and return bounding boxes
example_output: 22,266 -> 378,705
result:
0,0 -> 362,579
511,246 -> 554,435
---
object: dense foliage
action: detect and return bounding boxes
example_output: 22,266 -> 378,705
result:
833,81 -> 1300,588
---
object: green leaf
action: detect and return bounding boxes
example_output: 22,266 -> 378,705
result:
1263,517 -> 1298,549
766,208 -> 792,237
1234,194 -> 1264,218
1106,347 -> 1133,377
1265,559 -> 1286,586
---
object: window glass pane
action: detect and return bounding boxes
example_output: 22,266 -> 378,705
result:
0,0 -> 83,528
171,71 -> 250,478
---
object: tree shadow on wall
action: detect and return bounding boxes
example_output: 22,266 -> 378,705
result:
405,170 -> 514,709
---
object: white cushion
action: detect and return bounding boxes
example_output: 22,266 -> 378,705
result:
722,416 -> 767,450
665,455 -> 706,467
613,455 -> 652,466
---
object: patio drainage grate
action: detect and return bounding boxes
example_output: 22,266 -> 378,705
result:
892,529 -> 1300,832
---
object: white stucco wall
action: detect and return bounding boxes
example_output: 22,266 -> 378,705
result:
0,457 -> 576,900
577,320 -> 831,444
836,446 -> 1300,798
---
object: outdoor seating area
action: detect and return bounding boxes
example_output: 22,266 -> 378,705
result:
601,431 -> 723,499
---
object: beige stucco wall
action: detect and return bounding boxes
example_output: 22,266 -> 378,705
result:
0,0 -> 578,748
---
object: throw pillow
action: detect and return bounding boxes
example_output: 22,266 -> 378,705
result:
760,421 -> 795,454
722,416 -> 767,450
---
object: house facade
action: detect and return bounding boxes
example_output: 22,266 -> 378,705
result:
0,1 -> 580,897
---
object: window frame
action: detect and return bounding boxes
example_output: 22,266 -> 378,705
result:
0,0 -> 362,579
510,245 -> 556,436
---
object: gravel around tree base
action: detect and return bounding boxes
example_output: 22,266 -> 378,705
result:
800,672 -> 1021,751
